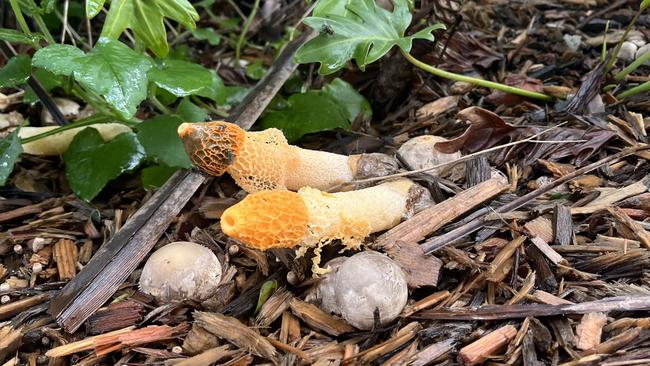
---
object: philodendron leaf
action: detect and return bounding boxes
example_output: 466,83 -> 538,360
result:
295,0 -> 445,74
32,38 -> 152,119
64,128 -> 145,201
191,28 -> 221,45
136,115 -> 192,168
0,130 -> 23,186
258,78 -> 371,142
101,0 -> 198,57
141,163 -> 177,190
0,54 -> 31,88
149,60 -> 222,100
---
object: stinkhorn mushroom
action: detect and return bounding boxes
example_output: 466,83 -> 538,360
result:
177,121 -> 398,192
220,179 -> 431,273
139,242 -> 222,303
330,251 -> 408,330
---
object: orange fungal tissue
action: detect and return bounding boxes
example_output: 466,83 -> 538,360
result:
220,179 -> 427,273
178,121 -> 397,193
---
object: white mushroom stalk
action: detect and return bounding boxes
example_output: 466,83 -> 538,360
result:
219,179 -> 431,273
177,121 -> 397,192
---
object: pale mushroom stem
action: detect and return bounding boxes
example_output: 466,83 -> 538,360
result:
178,121 -> 397,193
220,179 -> 429,272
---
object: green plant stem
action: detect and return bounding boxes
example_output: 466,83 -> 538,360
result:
8,0 -> 33,37
234,0 -> 260,63
615,51 -> 650,80
400,50 -> 554,102
20,114 -> 117,144
605,9 -> 642,73
190,95 -> 229,117
617,80 -> 650,99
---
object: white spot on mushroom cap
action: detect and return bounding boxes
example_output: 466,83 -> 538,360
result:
139,241 -> 222,303
332,251 -> 408,330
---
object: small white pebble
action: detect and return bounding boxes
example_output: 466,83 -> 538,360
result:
41,337 -> 50,346
13,245 -> 23,255
586,94 -> 605,115
32,263 -> 43,274
563,34 -> 582,52
171,346 -> 183,354
1,295 -> 10,304
0,283 -> 9,292
636,44 -> 650,66
618,41 -> 638,62
228,245 -> 239,256
28,237 -> 49,252
286,271 -> 299,286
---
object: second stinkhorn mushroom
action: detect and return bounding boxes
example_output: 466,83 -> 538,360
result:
178,121 -> 398,192
220,179 -> 431,273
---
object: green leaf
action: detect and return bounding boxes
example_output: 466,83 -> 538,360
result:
259,78 -> 370,142
295,0 -> 445,74
176,98 -> 208,122
313,0 -> 354,17
87,0 -> 107,18
642,0 -> 650,10
101,0 -> 199,57
191,28 -> 221,45
24,69 -> 63,104
149,60 -> 216,98
33,38 -> 152,119
322,78 -> 372,121
63,128 -> 145,201
0,54 -> 31,88
254,280 -> 277,314
245,60 -> 267,80
141,163 -> 177,190
0,28 -> 41,45
0,130 -> 23,186
136,115 -> 192,168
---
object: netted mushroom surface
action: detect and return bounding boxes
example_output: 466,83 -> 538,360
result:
220,190 -> 309,249
179,121 -> 246,176
227,128 -> 289,192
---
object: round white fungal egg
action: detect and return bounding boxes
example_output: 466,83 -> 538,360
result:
139,241 -> 222,303
333,251 -> 408,330
397,135 -> 461,177
315,257 -> 348,315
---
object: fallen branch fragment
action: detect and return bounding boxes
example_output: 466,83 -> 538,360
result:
0,294 -> 51,321
576,312 -> 607,351
414,296 -> 650,320
348,322 -> 422,364
422,145 -> 650,253
608,207 -> 650,249
571,176 -> 650,215
457,325 -> 517,366
289,298 -> 354,336
193,311 -> 278,362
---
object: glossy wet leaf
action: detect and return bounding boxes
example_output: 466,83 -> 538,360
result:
136,115 -> 192,168
0,54 -> 31,88
295,0 -> 445,74
24,69 -> 64,104
149,60 -> 220,99
176,98 -> 208,122
141,163 -> 177,190
259,78 -> 370,142
191,28 -> 221,45
32,38 -> 152,119
0,28 -> 41,45
63,128 -> 145,201
255,280 -> 278,314
101,0 -> 199,57
0,130 -> 23,186
86,0 -> 106,18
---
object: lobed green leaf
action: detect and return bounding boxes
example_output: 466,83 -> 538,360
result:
136,115 -> 192,168
63,128 -> 145,201
0,54 -> 32,88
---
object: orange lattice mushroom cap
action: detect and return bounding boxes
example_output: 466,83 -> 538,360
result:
221,191 -> 309,250
178,121 -> 246,176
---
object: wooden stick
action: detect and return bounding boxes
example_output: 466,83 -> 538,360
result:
422,145 -> 650,253
173,345 -> 234,366
457,325 -> 517,366
0,294 -> 51,321
572,176 -> 650,215
608,207 -> 650,249
414,296 -> 650,320
48,31 -> 315,333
